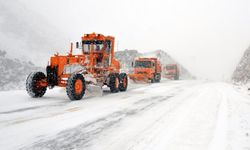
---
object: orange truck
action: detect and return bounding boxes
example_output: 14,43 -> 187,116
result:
164,64 -> 179,80
129,57 -> 162,83
26,33 -> 128,101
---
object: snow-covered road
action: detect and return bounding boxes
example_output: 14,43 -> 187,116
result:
0,80 -> 249,150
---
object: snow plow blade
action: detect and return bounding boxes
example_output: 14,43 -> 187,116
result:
129,74 -> 148,82
86,84 -> 103,97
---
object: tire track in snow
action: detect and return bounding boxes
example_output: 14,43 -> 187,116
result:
22,95 -> 175,150
208,88 -> 228,150
91,83 -> 224,150
0,83 -> 153,126
0,80 -> 199,150
22,81 -> 192,150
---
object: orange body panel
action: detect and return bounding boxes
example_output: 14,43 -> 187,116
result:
129,57 -> 161,82
50,55 -> 85,76
48,33 -> 121,87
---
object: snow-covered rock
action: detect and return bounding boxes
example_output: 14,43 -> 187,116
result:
0,0 -> 67,91
232,45 -> 250,84
115,49 -> 141,73
0,50 -> 43,91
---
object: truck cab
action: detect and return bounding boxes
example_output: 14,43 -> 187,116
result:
129,57 -> 161,83
164,64 -> 179,80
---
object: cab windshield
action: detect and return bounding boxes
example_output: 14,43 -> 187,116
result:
134,61 -> 152,68
82,40 -> 111,53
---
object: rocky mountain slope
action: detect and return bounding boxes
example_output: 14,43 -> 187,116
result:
0,1 -> 68,91
115,49 -> 194,79
0,50 -> 43,91
232,45 -> 250,84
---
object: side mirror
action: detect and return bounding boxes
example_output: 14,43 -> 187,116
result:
76,42 -> 79,48
131,62 -> 134,67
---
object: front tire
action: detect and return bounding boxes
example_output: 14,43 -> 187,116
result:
174,75 -> 179,80
26,72 -> 47,98
109,73 -> 120,93
151,78 -> 155,83
66,74 -> 86,100
155,73 -> 161,83
119,73 -> 128,91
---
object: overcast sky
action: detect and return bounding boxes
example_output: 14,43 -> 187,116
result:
19,0 -> 250,81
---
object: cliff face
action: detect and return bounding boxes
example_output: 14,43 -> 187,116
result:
115,49 -> 194,79
232,45 -> 250,84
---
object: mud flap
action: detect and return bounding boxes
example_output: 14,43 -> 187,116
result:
86,84 -> 103,97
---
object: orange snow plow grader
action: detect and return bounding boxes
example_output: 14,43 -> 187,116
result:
129,57 -> 162,83
163,64 -> 179,80
26,33 -> 128,100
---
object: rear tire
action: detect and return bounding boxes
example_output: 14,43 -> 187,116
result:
155,73 -> 161,83
109,73 -> 120,93
119,73 -> 128,92
66,74 -> 86,100
151,74 -> 155,83
174,75 -> 179,80
26,72 -> 47,98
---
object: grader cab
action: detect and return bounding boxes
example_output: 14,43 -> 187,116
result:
26,33 -> 128,100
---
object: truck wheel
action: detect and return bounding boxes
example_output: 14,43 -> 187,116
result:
174,75 -> 179,80
151,73 -> 160,83
66,74 -> 86,100
151,78 -> 155,83
109,73 -> 120,93
26,72 -> 47,98
155,73 -> 161,83
119,73 -> 128,91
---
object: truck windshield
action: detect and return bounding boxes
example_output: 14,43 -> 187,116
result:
134,61 -> 152,68
166,66 -> 176,70
82,40 -> 111,53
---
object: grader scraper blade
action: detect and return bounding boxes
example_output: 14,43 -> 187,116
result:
86,84 -> 103,97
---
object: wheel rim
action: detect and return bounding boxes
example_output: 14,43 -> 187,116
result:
34,77 -> 46,90
35,80 -> 42,89
75,79 -> 83,95
123,77 -> 127,87
115,78 -> 119,89
35,79 -> 47,89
